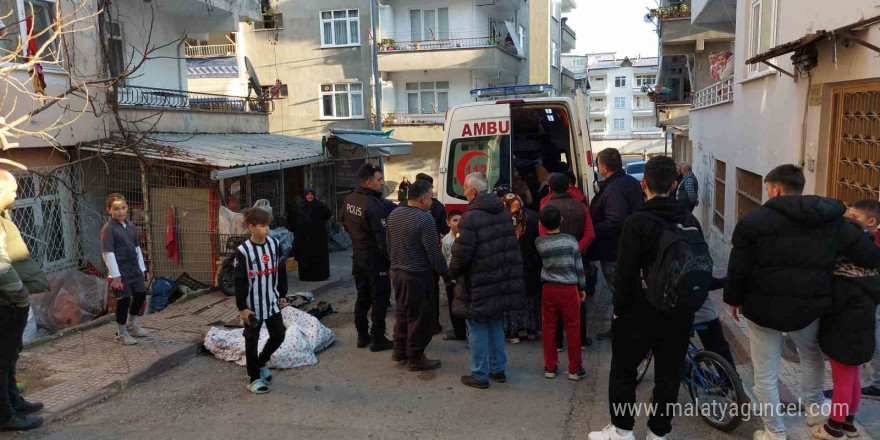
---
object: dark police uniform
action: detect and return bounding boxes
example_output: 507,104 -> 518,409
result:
343,186 -> 395,343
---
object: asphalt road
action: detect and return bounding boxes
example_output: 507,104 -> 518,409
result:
13,277 -> 777,440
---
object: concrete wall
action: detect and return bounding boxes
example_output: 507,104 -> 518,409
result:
382,141 -> 443,196
242,0 -> 374,140
386,70 -> 473,114
529,0 -> 550,86
688,0 -> 880,258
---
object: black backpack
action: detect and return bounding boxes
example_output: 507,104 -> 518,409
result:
635,212 -> 713,312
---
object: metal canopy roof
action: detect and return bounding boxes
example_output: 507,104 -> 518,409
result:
325,129 -> 414,160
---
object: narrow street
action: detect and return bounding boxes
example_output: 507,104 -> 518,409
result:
14,273 -> 775,440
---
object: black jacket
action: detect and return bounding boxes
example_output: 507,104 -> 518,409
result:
724,195 -> 880,332
614,196 -> 701,317
819,270 -> 880,366
448,193 -> 526,319
586,171 -> 643,262
342,187 -> 396,264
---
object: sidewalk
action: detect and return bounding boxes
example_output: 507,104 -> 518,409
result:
15,250 -> 353,422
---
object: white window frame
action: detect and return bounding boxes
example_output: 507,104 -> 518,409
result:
613,118 -> 625,130
615,76 -> 626,88
551,0 -> 560,21
409,7 -> 449,41
614,97 -> 626,109
635,74 -> 656,87
406,81 -> 449,114
551,41 -> 559,69
1,0 -> 63,65
319,82 -> 364,120
320,9 -> 360,48
748,0 -> 777,75
633,96 -> 651,110
518,24 -> 526,56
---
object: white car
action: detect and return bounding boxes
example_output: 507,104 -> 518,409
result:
625,160 -> 646,182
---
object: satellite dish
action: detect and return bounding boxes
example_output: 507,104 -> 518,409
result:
244,56 -> 262,98
643,13 -> 654,23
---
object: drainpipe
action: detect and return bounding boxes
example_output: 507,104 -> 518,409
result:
370,0 -> 385,173
560,17 -> 566,94
177,34 -> 187,91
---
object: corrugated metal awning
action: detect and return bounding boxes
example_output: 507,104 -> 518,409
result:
325,129 -> 413,160
83,133 -> 325,180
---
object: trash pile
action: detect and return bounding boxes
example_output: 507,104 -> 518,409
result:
27,270 -> 109,340
203,305 -> 334,369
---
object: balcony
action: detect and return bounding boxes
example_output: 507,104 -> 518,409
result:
652,92 -> 692,106
590,106 -> 607,115
115,86 -> 271,134
158,0 -> 262,33
383,113 -> 444,125
186,43 -> 237,59
378,36 -> 521,73
562,22 -> 576,54
691,77 -> 733,110
650,4 -> 691,21
588,87 -> 607,96
632,106 -> 655,115
691,0 -> 737,33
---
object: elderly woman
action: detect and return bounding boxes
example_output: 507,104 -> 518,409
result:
288,188 -> 333,281
499,191 -> 542,343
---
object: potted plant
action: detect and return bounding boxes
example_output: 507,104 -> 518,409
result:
379,39 -> 395,51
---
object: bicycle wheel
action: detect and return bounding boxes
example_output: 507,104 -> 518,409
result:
686,350 -> 745,432
636,349 -> 653,385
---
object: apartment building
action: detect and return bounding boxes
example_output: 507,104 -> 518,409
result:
680,0 -> 880,259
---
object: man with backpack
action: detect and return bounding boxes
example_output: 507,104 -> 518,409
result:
589,156 -> 711,440
724,165 -> 880,440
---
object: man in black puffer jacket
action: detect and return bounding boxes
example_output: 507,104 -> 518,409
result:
449,172 -> 525,389
724,164 -> 880,440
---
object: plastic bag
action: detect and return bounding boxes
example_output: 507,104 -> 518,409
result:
269,227 -> 293,257
22,308 -> 37,343
328,228 -> 351,252
253,199 -> 272,216
30,270 -> 109,334
149,277 -> 175,313
218,206 -> 246,236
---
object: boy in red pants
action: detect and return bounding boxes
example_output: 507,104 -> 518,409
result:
536,204 -> 587,380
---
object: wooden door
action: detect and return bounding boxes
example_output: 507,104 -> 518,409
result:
827,82 -> 880,204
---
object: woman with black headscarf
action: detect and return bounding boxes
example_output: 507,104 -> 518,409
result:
288,188 -> 332,281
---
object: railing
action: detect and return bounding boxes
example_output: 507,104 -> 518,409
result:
115,86 -> 273,114
692,77 -> 734,110
653,92 -> 692,105
632,105 -> 655,113
591,133 -> 663,140
562,22 -> 576,39
185,43 -> 237,58
589,106 -> 606,113
383,113 -> 445,125
379,36 -> 519,57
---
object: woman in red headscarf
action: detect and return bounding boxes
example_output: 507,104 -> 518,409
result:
500,191 -> 542,343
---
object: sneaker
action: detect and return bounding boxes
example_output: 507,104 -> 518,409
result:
587,424 -> 636,440
247,378 -> 269,394
582,337 -> 594,349
489,372 -> 507,383
568,368 -> 587,381
596,329 -> 613,340
259,366 -> 272,382
862,385 -> 880,400
0,413 -> 43,431
356,335 -> 371,348
805,403 -> 825,427
507,337 -> 521,344
545,367 -> 558,379
11,400 -> 43,416
840,422 -> 859,438
753,429 -> 787,440
460,375 -> 489,389
370,336 -> 393,352
810,424 -> 844,440
645,429 -> 666,440
115,329 -> 138,345
128,323 -> 150,338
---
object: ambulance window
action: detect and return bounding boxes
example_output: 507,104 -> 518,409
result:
447,135 -> 511,200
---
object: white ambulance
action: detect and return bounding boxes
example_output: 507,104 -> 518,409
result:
438,85 -> 596,213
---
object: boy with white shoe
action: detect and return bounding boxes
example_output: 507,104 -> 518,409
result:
588,156 -> 705,440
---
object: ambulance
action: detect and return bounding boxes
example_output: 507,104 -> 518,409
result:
438,84 -> 596,213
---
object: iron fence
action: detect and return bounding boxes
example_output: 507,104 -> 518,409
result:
383,113 -> 445,125
380,36 -> 519,57
692,77 -> 734,110
115,85 -> 273,114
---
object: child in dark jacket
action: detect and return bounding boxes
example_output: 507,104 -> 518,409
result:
815,220 -> 880,439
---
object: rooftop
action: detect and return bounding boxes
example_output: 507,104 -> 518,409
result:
588,57 -> 659,70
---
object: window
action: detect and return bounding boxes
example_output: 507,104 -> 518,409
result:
10,172 -> 75,270
736,168 -> 763,220
615,76 -> 626,87
714,160 -> 726,231
551,41 -> 559,68
633,96 -> 651,109
107,18 -> 125,80
406,81 -> 448,114
614,97 -> 626,109
748,0 -> 776,74
446,135 -> 510,200
518,25 -> 526,55
320,83 -> 363,119
261,83 -> 288,98
551,0 -> 560,20
0,0 -> 61,62
635,74 -> 656,87
321,9 -> 359,46
256,12 -> 283,30
409,8 -> 449,41
613,118 -> 625,130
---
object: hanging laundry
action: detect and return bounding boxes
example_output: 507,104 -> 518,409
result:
165,206 -> 179,264
24,15 -> 46,96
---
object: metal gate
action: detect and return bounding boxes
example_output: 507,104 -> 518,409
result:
828,82 -> 880,204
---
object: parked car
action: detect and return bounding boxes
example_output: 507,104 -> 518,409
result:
625,160 -> 646,182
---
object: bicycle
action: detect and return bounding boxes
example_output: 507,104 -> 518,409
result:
635,323 -> 745,432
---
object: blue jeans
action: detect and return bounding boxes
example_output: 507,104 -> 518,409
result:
466,317 -> 507,383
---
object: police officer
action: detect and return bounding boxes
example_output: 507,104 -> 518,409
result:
343,163 -> 396,352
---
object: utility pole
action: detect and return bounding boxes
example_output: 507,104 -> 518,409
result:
369,0 -> 385,172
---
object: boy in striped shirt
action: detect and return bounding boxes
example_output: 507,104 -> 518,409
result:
235,207 -> 288,394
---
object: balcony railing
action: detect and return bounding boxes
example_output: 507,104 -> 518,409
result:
116,86 -> 273,114
379,36 -> 519,57
653,92 -> 692,105
185,43 -> 237,58
563,22 -> 576,39
590,106 -> 607,113
649,4 -> 691,20
692,77 -> 734,110
383,113 -> 445,125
